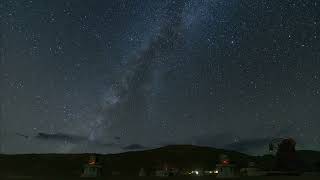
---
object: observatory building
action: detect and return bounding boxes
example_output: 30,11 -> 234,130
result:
81,154 -> 102,178
215,154 -> 239,178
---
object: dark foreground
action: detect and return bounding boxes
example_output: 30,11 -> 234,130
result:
1,146 -> 320,179
1,176 -> 320,180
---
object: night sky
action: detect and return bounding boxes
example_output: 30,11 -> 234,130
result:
1,0 -> 319,154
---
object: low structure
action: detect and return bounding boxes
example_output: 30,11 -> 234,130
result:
216,154 -> 239,178
216,164 -> 238,178
153,162 -> 179,177
240,162 -> 266,176
204,170 -> 216,176
139,168 -> 146,176
155,170 -> 169,177
81,154 -> 102,178
189,170 -> 204,176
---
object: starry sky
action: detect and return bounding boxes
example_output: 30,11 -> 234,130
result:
1,0 -> 319,154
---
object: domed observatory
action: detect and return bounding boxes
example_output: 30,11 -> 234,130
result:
81,154 -> 102,178
216,154 -> 239,178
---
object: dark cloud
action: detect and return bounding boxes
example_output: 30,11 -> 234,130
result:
122,144 -> 147,150
15,133 -> 29,139
114,136 -> 121,140
36,133 -> 87,143
35,132 -> 118,147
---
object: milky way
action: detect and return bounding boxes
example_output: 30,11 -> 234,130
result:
1,0 -> 319,154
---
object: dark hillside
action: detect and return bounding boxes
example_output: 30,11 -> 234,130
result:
0,145 -> 319,177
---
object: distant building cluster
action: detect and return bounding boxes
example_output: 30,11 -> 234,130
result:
80,139 -> 309,179
80,154 -> 267,178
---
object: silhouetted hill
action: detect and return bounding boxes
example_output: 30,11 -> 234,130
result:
106,145 -> 254,175
0,145 -> 320,178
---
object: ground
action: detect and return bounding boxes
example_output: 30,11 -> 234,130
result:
1,176 -> 320,180
1,146 -> 320,179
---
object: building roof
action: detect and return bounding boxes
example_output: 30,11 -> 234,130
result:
216,164 -> 236,167
83,164 -> 102,168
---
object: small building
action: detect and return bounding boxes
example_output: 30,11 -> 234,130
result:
81,154 -> 102,178
204,170 -> 215,176
179,169 -> 191,176
215,154 -> 239,178
216,164 -> 238,178
168,168 -> 179,176
139,168 -> 146,176
155,170 -> 169,177
153,161 -> 179,177
240,162 -> 266,177
189,170 -> 204,176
